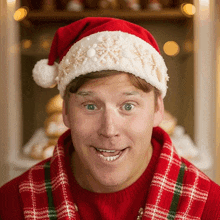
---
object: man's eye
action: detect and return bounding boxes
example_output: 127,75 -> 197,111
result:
122,103 -> 134,111
85,104 -> 97,110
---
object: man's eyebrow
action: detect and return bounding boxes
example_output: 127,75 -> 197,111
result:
122,91 -> 140,96
76,91 -> 140,97
76,91 -> 95,96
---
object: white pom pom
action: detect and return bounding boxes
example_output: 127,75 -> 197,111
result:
32,59 -> 58,88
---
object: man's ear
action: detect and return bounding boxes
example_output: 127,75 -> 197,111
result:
153,95 -> 164,127
62,100 -> 70,128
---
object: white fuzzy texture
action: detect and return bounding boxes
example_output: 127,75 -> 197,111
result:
33,32 -> 169,98
32,59 -> 58,88
57,31 -> 168,98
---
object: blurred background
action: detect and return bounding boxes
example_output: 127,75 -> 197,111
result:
0,0 -> 220,187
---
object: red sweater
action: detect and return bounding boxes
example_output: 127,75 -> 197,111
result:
1,137 -> 220,219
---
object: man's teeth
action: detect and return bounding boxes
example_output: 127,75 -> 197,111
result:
99,154 -> 120,161
95,147 -> 122,161
96,148 -> 116,153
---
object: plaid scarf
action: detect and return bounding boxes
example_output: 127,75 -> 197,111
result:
19,127 -> 210,220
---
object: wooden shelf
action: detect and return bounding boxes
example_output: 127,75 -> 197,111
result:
26,9 -> 191,22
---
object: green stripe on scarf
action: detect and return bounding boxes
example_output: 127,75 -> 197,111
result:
44,161 -> 58,220
167,162 -> 186,220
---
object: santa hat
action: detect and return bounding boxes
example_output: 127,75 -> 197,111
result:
32,17 -> 168,98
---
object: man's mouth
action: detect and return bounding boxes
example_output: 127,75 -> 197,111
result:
94,147 -> 127,162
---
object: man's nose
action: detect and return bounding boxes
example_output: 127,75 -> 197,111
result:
97,108 -> 119,138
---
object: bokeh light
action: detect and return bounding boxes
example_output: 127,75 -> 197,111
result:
163,41 -> 180,57
181,3 -> 196,17
9,44 -> 20,54
41,40 -> 51,50
183,40 -> 194,53
13,7 -> 28,21
22,39 -> 32,49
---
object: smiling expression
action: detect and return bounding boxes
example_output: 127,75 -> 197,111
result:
63,73 -> 164,193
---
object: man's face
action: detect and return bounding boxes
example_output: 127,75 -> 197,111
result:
63,73 -> 164,193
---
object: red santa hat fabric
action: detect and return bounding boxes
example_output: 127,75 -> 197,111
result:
32,17 -> 168,98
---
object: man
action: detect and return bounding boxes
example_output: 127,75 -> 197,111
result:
1,17 -> 220,219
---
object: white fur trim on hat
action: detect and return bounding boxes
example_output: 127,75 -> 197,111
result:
56,31 -> 168,98
32,59 -> 58,88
